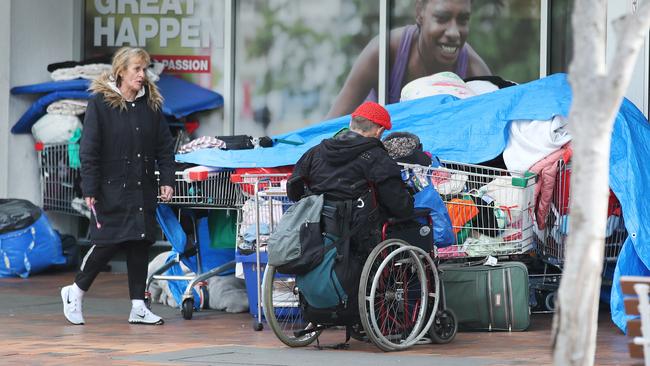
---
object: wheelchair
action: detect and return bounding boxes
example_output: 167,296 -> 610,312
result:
262,208 -> 458,351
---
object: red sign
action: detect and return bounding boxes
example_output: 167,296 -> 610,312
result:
152,55 -> 211,74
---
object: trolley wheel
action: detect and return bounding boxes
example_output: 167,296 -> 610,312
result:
144,297 -> 152,310
201,286 -> 210,310
429,309 -> 458,344
358,239 -> 431,352
181,299 -> 194,320
253,321 -> 264,331
544,291 -> 557,312
262,265 -> 321,347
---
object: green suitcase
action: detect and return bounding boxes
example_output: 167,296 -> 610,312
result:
440,261 -> 530,331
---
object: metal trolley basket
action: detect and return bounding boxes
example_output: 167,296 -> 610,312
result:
36,143 -> 85,216
155,169 -> 242,207
400,160 -> 538,259
146,168 -> 244,319
231,173 -> 293,330
531,159 -> 626,312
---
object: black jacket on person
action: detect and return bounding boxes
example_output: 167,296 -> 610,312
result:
80,81 -> 175,245
288,130 -> 413,235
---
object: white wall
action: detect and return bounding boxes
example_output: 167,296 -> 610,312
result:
607,0 -> 649,117
0,2 -> 10,198
6,0 -> 83,233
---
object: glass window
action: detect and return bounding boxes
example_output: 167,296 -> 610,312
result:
234,0 -> 379,135
389,0 -> 541,99
549,0 -> 573,74
83,0 -> 225,94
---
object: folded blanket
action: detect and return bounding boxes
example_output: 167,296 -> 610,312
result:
46,99 -> 87,116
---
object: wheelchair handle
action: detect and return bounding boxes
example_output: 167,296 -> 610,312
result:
381,208 -> 433,241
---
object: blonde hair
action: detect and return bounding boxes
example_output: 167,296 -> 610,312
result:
91,47 -> 163,111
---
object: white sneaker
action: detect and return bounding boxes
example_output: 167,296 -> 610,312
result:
61,285 -> 85,325
128,306 -> 164,325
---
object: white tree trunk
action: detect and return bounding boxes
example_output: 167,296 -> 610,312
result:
552,1 -> 650,365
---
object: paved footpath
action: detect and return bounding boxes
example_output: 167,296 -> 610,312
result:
0,272 -> 633,365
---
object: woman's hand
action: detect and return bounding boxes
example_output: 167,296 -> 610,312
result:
160,185 -> 174,202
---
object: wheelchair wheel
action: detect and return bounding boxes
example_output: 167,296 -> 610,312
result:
429,309 -> 458,344
262,265 -> 321,347
358,239 -> 429,351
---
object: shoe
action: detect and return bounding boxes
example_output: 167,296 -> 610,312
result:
128,306 -> 164,325
61,285 -> 85,325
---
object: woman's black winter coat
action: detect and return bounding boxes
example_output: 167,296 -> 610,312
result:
80,89 -> 175,245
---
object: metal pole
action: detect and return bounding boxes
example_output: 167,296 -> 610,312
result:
378,0 -> 390,105
223,0 -> 236,135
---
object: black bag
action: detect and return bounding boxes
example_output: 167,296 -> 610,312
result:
0,199 -> 42,235
216,135 -> 254,150
297,196 -> 374,325
276,220 -> 327,275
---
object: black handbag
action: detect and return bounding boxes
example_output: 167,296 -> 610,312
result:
216,135 -> 254,150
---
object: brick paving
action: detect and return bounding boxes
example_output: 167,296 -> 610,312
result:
0,271 -> 638,366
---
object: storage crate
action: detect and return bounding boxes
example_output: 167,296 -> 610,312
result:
237,251 -> 300,319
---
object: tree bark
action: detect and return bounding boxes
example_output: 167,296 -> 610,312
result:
552,1 -> 650,365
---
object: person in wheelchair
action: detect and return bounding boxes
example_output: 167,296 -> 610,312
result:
286,101 -> 414,335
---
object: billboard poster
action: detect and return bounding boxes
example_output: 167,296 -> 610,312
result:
84,0 -> 224,89
387,0 -> 541,92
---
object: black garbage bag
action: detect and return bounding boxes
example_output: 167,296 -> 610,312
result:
0,199 -> 42,235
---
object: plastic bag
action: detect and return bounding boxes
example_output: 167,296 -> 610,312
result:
413,185 -> 455,247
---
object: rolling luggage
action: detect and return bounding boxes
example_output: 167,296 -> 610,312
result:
440,261 -> 530,331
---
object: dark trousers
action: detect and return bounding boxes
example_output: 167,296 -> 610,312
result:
74,240 -> 152,300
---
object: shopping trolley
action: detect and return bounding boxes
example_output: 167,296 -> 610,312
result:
230,173 -> 293,330
399,160 -> 538,259
532,159 -> 627,312
145,167 -> 244,319
35,142 -> 85,217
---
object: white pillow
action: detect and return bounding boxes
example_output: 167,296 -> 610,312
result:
31,113 -> 82,144
400,71 -> 476,101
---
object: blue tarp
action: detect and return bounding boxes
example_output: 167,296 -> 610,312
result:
10,75 -> 224,133
10,79 -> 89,95
0,213 -> 65,278
11,90 -> 92,134
176,73 -> 650,333
156,74 -> 224,119
177,73 -> 572,167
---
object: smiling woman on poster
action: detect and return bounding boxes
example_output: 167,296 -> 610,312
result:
326,0 -> 491,119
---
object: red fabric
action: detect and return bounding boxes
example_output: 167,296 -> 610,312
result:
351,101 -> 392,130
555,166 -> 571,215
231,166 -> 293,196
529,144 -> 572,229
184,120 -> 199,135
608,190 -> 622,216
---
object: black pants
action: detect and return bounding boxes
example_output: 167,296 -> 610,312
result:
74,240 -> 152,300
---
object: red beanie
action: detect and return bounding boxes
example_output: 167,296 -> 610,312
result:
351,101 -> 392,130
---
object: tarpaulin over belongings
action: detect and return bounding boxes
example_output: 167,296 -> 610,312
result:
176,73 -> 573,168
10,75 -> 223,133
176,73 -> 650,334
